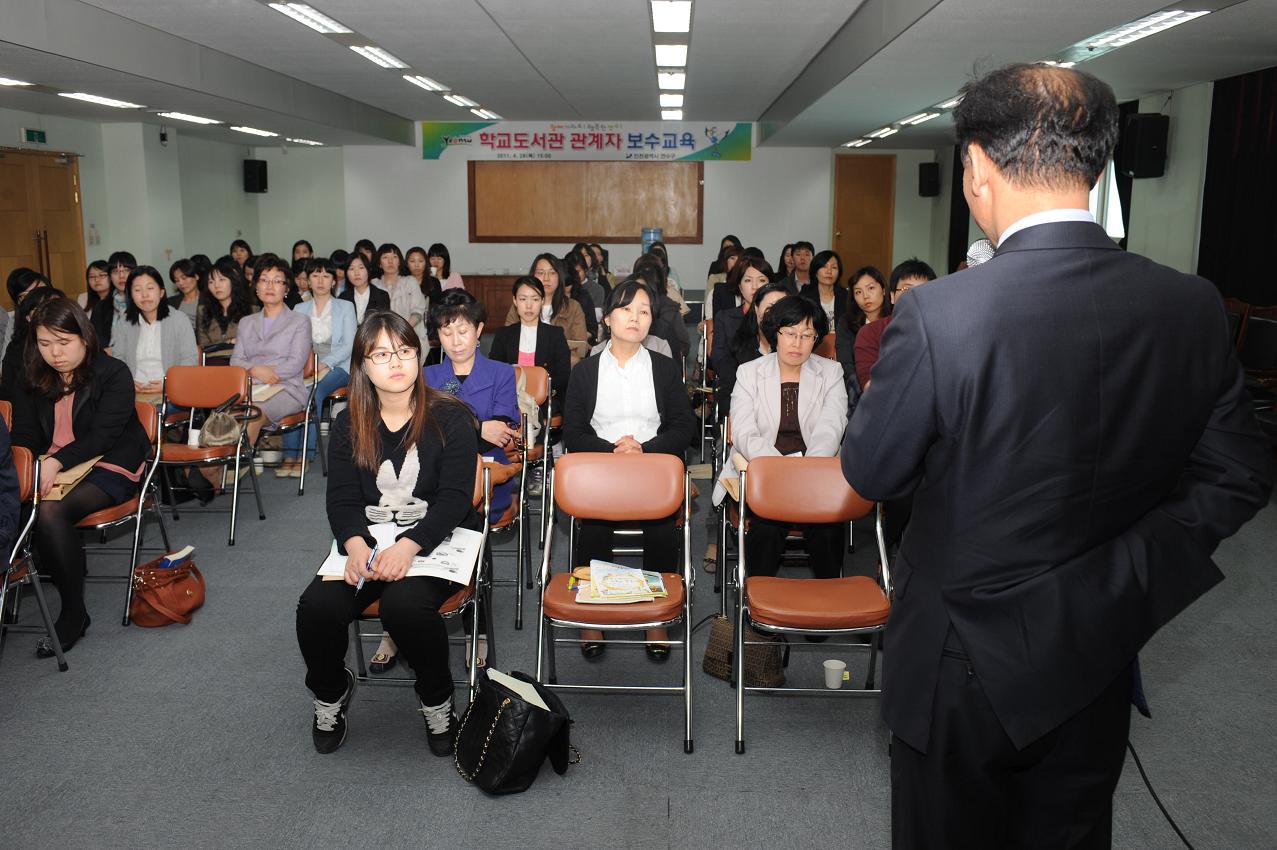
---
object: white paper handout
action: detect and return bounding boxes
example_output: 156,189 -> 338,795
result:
316,522 -> 482,586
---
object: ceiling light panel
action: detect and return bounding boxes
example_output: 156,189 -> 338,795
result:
349,45 -> 408,69
157,111 -> 221,125
654,44 -> 688,67
404,74 -> 448,92
268,3 -> 351,34
842,139 -> 871,148
1086,9 -> 1209,49
658,72 -> 686,90
58,92 -> 144,108
470,108 -> 501,120
935,96 -> 963,110
659,93 -> 684,107
286,137 -> 324,145
899,112 -> 940,126
651,1 -> 692,33
661,109 -> 683,120
865,126 -> 896,138
0,77 -> 33,86
443,94 -> 478,107
231,125 -> 278,137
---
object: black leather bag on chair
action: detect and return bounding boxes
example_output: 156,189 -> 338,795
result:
454,669 -> 576,795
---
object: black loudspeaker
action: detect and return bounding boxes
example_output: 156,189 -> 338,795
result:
1119,114 -> 1169,179
919,161 -> 940,197
243,159 -> 268,193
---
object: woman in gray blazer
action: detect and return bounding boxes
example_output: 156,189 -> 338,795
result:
723,295 -> 849,579
110,265 -> 198,394
231,257 -> 313,448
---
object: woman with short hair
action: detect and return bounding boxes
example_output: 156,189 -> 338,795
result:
506,253 -> 590,366
337,253 -> 391,323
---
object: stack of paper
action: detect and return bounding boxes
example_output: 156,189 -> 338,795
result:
574,560 -> 668,604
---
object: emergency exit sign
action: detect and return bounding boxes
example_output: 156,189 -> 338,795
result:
22,128 -> 47,144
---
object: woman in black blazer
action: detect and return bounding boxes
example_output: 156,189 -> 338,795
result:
10,298 -> 151,658
487,276 -> 572,408
336,253 -> 391,322
798,249 -> 849,329
562,278 -> 695,662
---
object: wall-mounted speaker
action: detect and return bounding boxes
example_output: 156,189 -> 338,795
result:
243,159 -> 268,193
919,161 -> 940,197
1119,114 -> 1170,179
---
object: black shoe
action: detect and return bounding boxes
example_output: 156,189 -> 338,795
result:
419,698 -> 456,756
311,668 -> 356,754
36,614 -> 90,658
645,643 -> 671,663
580,641 -> 605,660
188,472 -> 216,506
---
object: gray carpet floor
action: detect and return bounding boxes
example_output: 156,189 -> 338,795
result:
1,460 -> 1274,850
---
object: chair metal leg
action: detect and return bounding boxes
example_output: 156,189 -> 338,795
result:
866,631 -> 880,689
515,499 -> 526,631
155,495 -> 172,551
121,500 -> 147,626
28,568 -> 68,672
482,581 -> 497,670
162,467 -> 182,522
249,454 -> 266,520
683,612 -> 694,754
352,621 -> 368,679
297,416 -> 310,496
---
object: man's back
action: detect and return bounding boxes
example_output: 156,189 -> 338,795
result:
844,220 -> 1271,750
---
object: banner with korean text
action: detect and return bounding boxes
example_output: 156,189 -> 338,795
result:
421,121 -> 751,161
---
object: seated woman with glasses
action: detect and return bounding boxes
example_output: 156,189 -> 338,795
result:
230,256 -> 313,449
279,257 -> 356,478
719,295 -> 848,579
10,298 -> 151,658
563,277 -> 696,662
295,311 -> 479,756
109,265 -> 198,398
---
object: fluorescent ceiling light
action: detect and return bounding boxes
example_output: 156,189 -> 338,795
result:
651,1 -> 692,33
470,108 -> 501,120
268,3 -> 351,34
58,92 -> 144,109
935,96 -> 963,110
661,109 -> 683,120
231,125 -> 278,137
1085,9 -> 1209,50
286,137 -> 324,146
1040,59 -> 1077,68
403,74 -> 448,92
349,45 -> 408,69
443,94 -> 478,107
865,126 -> 897,139
654,44 -> 688,67
899,112 -> 940,126
659,93 -> 684,108
658,72 -> 686,90
0,77 -> 33,86
157,111 -> 221,125
842,139 -> 872,148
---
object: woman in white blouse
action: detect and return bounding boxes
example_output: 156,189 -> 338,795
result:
280,257 -> 356,477
109,265 -> 198,396
375,243 -> 427,345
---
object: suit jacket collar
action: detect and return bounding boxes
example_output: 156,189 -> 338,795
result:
994,220 -> 1120,256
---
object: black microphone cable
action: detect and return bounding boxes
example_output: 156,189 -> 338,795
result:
1127,741 -> 1196,850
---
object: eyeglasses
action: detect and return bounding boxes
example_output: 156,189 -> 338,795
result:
88,272 -> 109,280
777,329 -> 818,344
257,277 -> 288,287
366,346 -> 418,365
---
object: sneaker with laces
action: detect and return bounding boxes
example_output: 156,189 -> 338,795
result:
419,697 -> 456,757
312,668 -> 356,754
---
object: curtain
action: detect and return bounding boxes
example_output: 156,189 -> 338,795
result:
1198,65 -> 1277,304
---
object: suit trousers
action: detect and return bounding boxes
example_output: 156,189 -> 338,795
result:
744,518 -> 844,578
296,575 -> 459,705
891,652 -> 1133,850
576,516 -> 679,569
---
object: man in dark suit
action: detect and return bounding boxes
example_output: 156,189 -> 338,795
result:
841,63 -> 1272,849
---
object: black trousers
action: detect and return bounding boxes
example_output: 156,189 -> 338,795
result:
296,576 -> 459,705
32,482 -> 114,629
891,654 -> 1133,850
576,517 -> 679,569
744,518 -> 844,578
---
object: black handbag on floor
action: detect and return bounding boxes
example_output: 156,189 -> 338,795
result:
454,669 -> 576,795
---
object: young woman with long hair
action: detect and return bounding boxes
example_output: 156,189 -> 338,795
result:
337,252 -> 390,323
196,257 -> 257,354
110,265 -> 198,395
167,259 -> 204,327
295,311 -> 479,756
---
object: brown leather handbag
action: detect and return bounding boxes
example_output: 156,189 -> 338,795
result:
702,615 -> 788,688
130,557 -> 206,627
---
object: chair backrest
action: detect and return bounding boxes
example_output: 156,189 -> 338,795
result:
135,401 -> 159,444
814,331 -> 836,361
553,452 -> 684,521
744,456 -> 872,523
12,446 -> 33,502
516,365 -> 549,406
0,400 -> 11,431
165,365 -> 249,409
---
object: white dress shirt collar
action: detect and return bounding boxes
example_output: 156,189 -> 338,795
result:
997,208 -> 1095,247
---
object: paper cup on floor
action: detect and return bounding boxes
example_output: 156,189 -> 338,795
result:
823,659 -> 848,690
186,428 -> 202,448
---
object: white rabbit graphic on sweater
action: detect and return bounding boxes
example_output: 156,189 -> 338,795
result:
364,445 -> 429,526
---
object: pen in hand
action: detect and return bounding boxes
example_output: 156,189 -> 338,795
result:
355,545 -> 379,592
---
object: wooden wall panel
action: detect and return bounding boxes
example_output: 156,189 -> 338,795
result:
468,161 -> 703,244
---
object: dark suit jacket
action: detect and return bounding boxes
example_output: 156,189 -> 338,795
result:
799,282 -> 848,325
10,354 -> 151,474
841,221 -> 1273,752
563,348 -> 695,456
488,321 -> 572,406
337,285 -> 391,320
0,419 -> 21,557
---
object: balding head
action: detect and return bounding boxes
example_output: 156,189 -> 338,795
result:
954,63 -> 1119,193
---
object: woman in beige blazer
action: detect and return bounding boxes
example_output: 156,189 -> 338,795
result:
722,295 -> 848,578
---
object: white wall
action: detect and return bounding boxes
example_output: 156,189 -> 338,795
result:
179,135 -> 260,258
253,145 -> 347,258
1126,82 -> 1213,274
140,123 -> 185,266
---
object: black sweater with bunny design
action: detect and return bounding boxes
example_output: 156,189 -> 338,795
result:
326,398 -> 480,559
